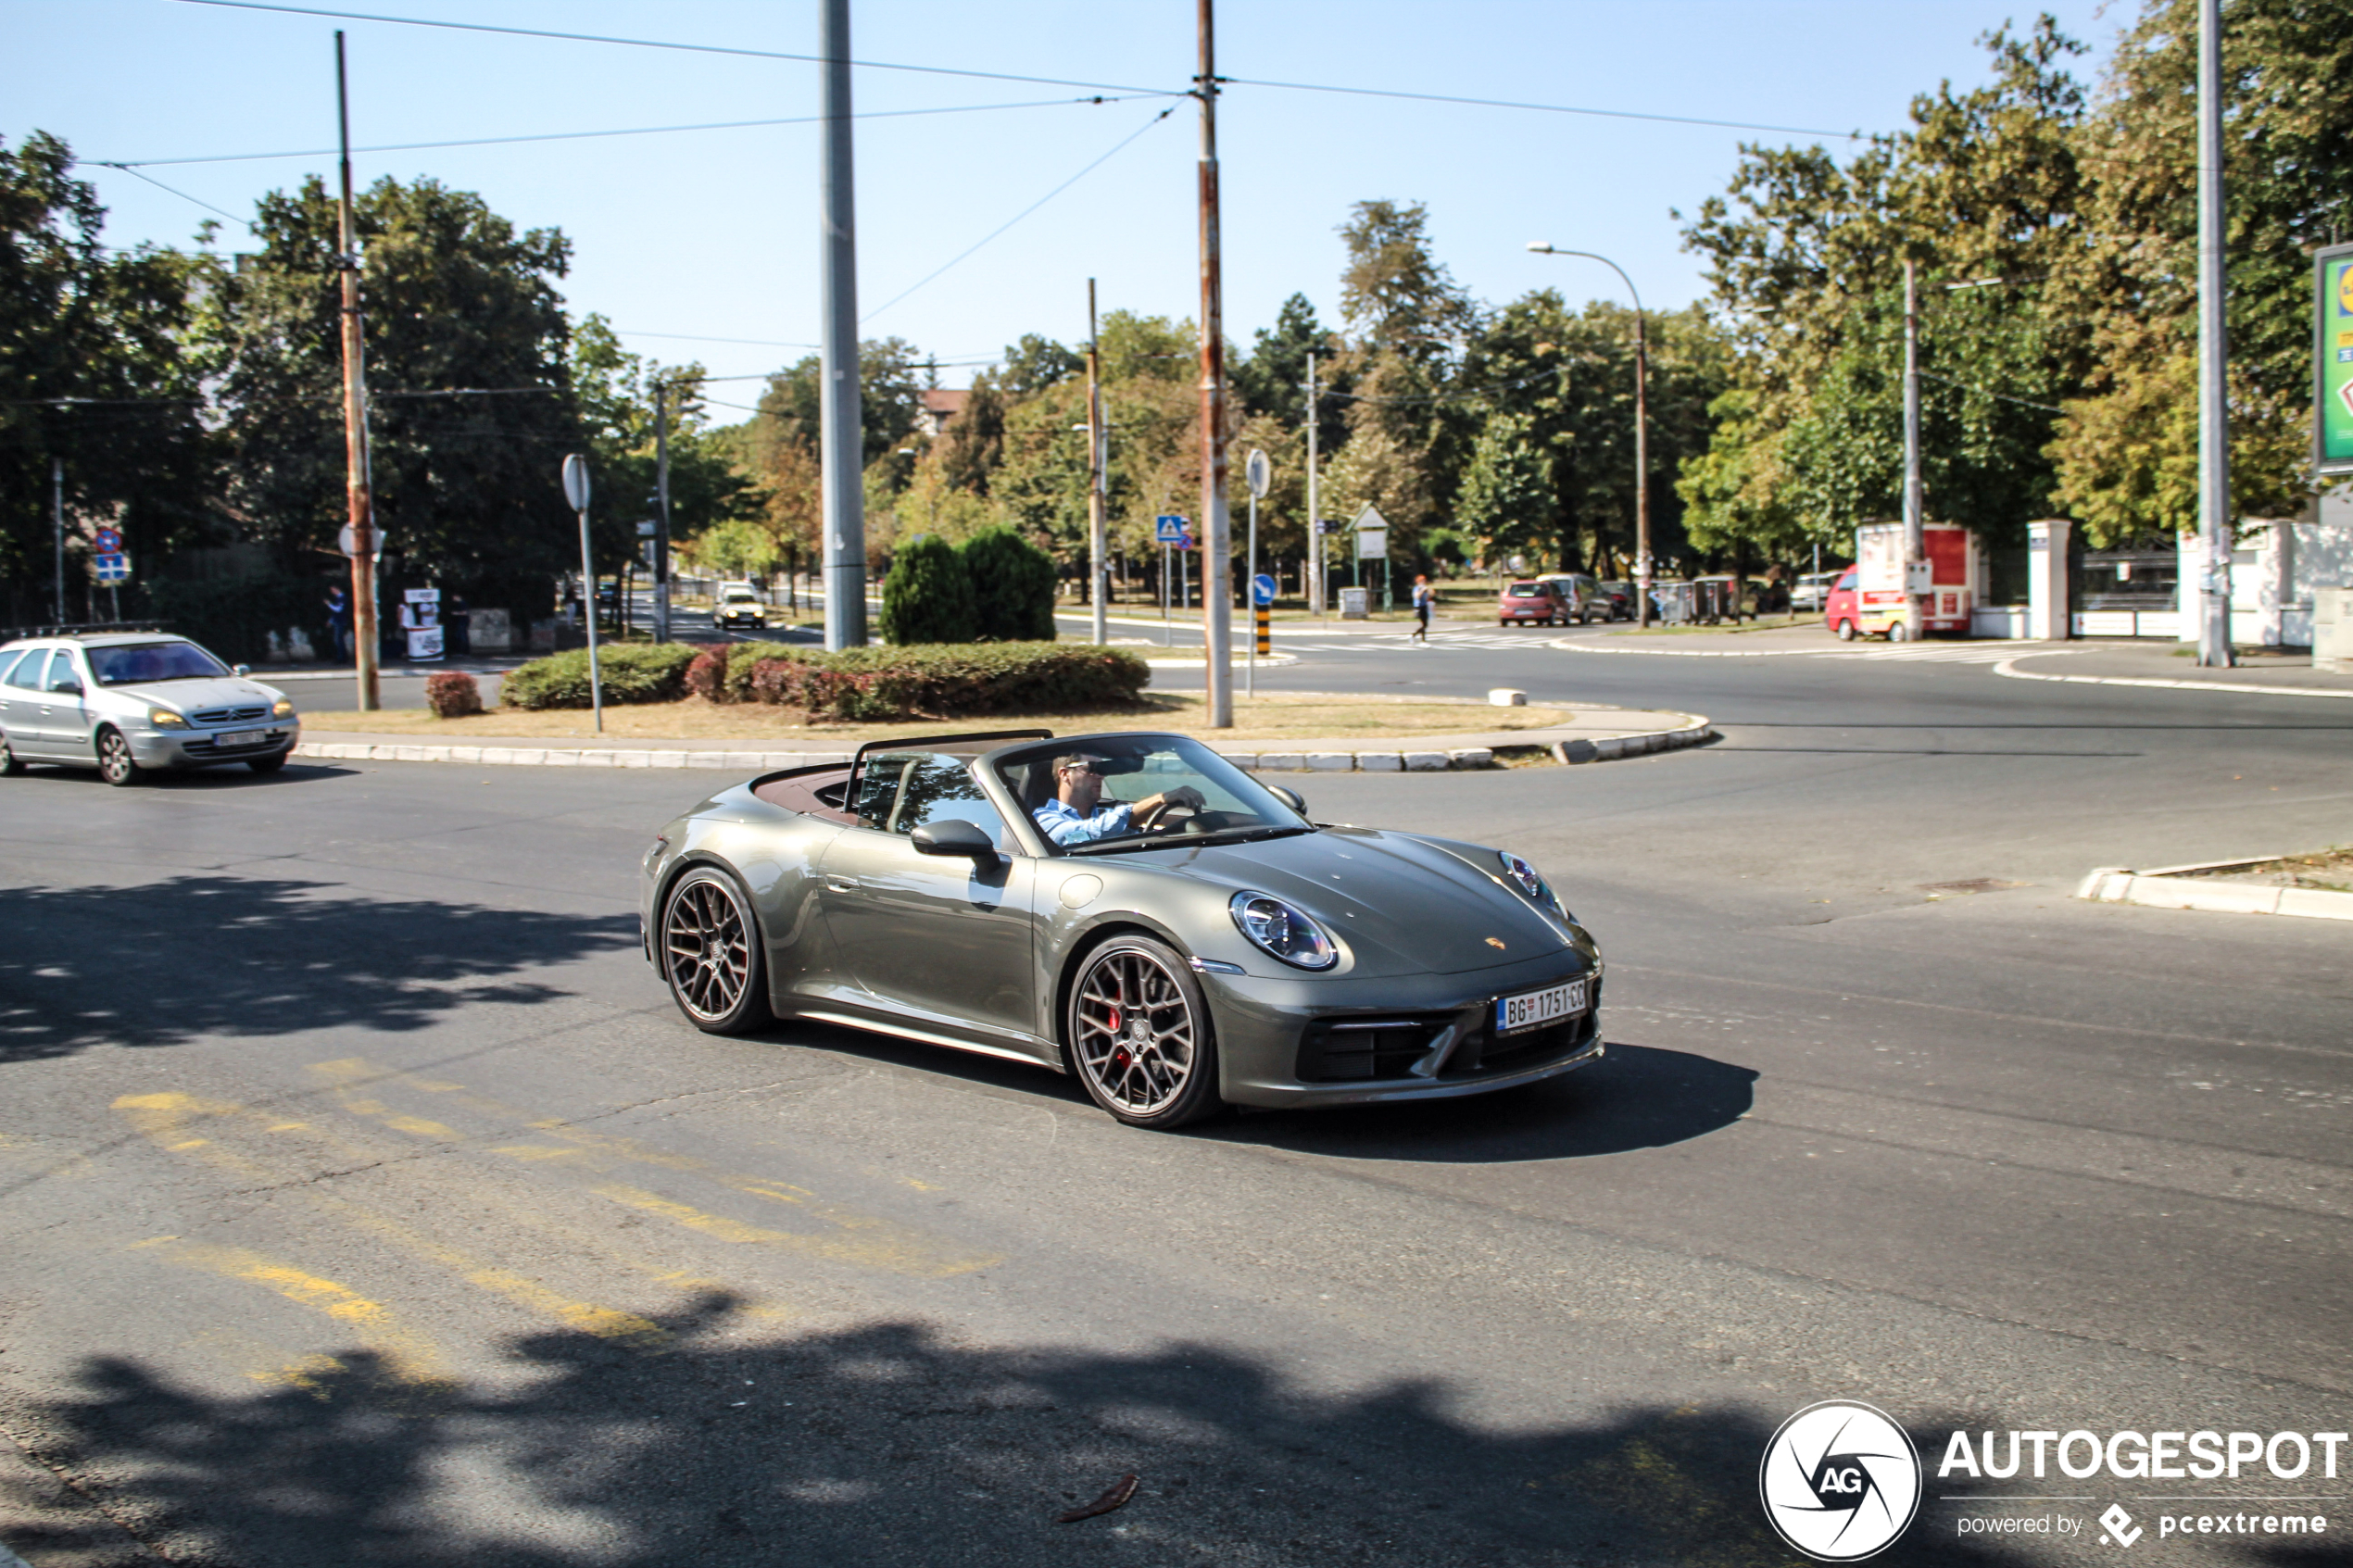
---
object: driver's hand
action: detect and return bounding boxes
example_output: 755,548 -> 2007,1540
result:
1170,785 -> 1206,810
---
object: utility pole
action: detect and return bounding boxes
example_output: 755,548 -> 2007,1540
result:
1086,278 -> 1109,646
2194,0 -> 2234,666
52,456 -> 64,624
1902,255 -> 1926,641
819,0 -> 866,650
334,31 -> 379,709
1305,350 -> 1320,619
653,380 -> 673,644
1195,0 -> 1233,726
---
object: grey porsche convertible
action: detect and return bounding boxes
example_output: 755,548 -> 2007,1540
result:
639,730 -> 1604,1130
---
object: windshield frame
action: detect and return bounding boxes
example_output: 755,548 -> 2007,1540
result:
989,732 -> 1315,859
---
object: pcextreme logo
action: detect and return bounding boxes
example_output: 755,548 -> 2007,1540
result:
1760,1400 -> 1924,1561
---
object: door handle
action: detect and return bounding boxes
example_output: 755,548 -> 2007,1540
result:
824,877 -> 859,892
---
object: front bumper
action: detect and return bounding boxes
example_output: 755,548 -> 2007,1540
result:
129,724 -> 298,769
1200,948 -> 1604,1110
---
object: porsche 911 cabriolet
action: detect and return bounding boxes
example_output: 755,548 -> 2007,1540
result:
640,730 -> 1603,1130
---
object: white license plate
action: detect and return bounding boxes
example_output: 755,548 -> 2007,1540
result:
1495,978 -> 1588,1035
217,729 -> 268,747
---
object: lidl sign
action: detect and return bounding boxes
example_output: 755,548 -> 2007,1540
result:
2318,244 -> 2353,474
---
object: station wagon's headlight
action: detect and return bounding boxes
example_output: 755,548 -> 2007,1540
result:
149,709 -> 188,729
1230,891 -> 1338,970
1498,851 -> 1568,920
272,697 -> 296,718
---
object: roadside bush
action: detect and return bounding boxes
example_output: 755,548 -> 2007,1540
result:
424,671 -> 483,718
736,642 -> 1148,722
499,642 -> 699,709
879,534 -> 977,645
960,526 -> 1057,642
682,643 -> 731,702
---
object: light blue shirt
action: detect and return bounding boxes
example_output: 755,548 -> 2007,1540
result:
1034,796 -> 1136,847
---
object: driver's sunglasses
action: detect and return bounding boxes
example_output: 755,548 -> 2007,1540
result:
1059,762 -> 1102,776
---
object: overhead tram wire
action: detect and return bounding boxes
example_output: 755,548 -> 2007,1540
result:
860,104 -> 1180,325
95,95 -> 1160,170
1220,76 -> 1867,143
87,163 -> 253,226
172,0 -> 1175,96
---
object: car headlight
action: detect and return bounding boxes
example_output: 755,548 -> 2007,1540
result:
149,709 -> 188,729
272,697 -> 296,719
1229,891 -> 1338,970
1498,851 -> 1570,921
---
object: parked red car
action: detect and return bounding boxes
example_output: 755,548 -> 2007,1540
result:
1823,568 -> 1863,640
1497,580 -> 1573,626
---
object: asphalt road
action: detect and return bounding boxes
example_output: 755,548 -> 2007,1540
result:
1,646 -> 2347,1567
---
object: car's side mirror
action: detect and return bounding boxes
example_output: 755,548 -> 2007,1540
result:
49,675 -> 82,696
233,663 -> 252,678
1266,784 -> 1306,815
911,819 -> 997,859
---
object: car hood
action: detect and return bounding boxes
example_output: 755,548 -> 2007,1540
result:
107,675 -> 286,713
1117,825 -> 1579,978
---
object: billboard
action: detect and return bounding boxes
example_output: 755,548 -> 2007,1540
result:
2318,244 -> 2353,475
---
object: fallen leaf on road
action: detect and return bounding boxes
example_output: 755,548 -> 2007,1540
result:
1055,1473 -> 1139,1523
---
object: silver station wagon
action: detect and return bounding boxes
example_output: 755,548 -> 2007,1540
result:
0,633 -> 300,784
641,730 -> 1605,1130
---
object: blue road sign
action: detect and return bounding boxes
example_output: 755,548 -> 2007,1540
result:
94,552 -> 131,583
1252,573 -> 1277,607
93,527 -> 123,554
1154,514 -> 1189,544
1315,518 -> 1343,534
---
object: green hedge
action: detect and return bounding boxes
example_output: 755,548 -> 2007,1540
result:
723,641 -> 1147,722
499,642 -> 699,709
879,534 -> 977,645
960,527 -> 1058,642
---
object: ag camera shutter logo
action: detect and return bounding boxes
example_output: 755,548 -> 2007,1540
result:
1759,1400 -> 1923,1561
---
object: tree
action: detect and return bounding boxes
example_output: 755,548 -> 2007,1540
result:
1000,333 -> 1081,397
568,315 -> 757,583
0,132 -> 218,622
1453,411 -> 1555,570
752,338 -> 929,469
213,172 -> 579,616
879,533 -> 976,645
1232,292 -> 1350,455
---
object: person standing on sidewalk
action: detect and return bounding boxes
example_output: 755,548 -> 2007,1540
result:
1410,574 -> 1434,643
323,583 -> 351,663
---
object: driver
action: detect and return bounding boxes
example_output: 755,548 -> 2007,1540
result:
1033,752 -> 1203,847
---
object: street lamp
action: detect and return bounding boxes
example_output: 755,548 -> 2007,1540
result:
1528,242 -> 1651,626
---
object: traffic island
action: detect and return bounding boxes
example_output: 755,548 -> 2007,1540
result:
2077,848 -> 2353,922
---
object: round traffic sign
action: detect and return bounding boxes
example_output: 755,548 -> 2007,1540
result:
1245,449 -> 1271,499
93,526 -> 123,554
561,453 -> 591,511
1252,573 -> 1277,607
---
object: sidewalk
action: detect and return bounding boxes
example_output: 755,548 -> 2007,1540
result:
1995,645 -> 2353,696
296,704 -> 1713,774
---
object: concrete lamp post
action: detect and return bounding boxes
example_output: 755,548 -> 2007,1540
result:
1528,243 -> 1650,626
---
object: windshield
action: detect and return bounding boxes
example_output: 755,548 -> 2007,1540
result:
995,734 -> 1313,856
87,640 -> 231,685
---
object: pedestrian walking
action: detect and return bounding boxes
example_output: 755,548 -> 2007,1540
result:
322,583 -> 350,663
1410,574 -> 1434,643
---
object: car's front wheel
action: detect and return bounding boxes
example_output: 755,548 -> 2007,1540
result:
1,734 -> 23,776
1066,934 -> 1222,1129
1834,619 -> 1857,642
95,728 -> 145,787
661,865 -> 774,1035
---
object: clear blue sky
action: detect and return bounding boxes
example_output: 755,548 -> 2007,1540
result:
6,0 -> 2124,393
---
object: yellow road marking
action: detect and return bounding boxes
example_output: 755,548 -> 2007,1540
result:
593,1182 -> 997,1277
138,1238 -> 458,1392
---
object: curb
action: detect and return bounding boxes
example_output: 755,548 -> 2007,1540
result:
2075,864 -> 2353,922
1994,659 -> 2353,699
292,714 -> 1717,776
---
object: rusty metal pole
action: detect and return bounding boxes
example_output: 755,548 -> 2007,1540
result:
1086,279 -> 1110,646
1196,0 -> 1233,727
1903,256 -> 1926,641
334,32 -> 379,709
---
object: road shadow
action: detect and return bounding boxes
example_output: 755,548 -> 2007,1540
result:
6,1302 -> 2038,1568
0,874 -> 638,1064
5,758 -> 358,789
1206,1043 -> 1756,1164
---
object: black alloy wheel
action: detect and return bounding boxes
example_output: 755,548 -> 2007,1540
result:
1065,934 -> 1221,1129
95,729 -> 144,787
661,865 -> 774,1034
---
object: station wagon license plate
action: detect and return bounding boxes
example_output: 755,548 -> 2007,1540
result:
1495,978 -> 1588,1035
217,729 -> 268,748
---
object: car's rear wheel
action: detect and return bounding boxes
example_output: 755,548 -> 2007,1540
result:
1,734 -> 24,776
661,865 -> 774,1034
1887,621 -> 1910,643
96,728 -> 144,787
1066,935 -> 1221,1129
1834,619 -> 1857,642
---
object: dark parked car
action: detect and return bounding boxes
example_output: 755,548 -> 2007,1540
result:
642,732 -> 1604,1130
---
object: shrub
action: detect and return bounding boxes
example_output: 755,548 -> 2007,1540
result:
424,671 -> 483,718
879,534 -> 977,645
959,526 -> 1057,642
736,642 -> 1147,722
499,642 -> 699,709
683,643 -> 731,701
